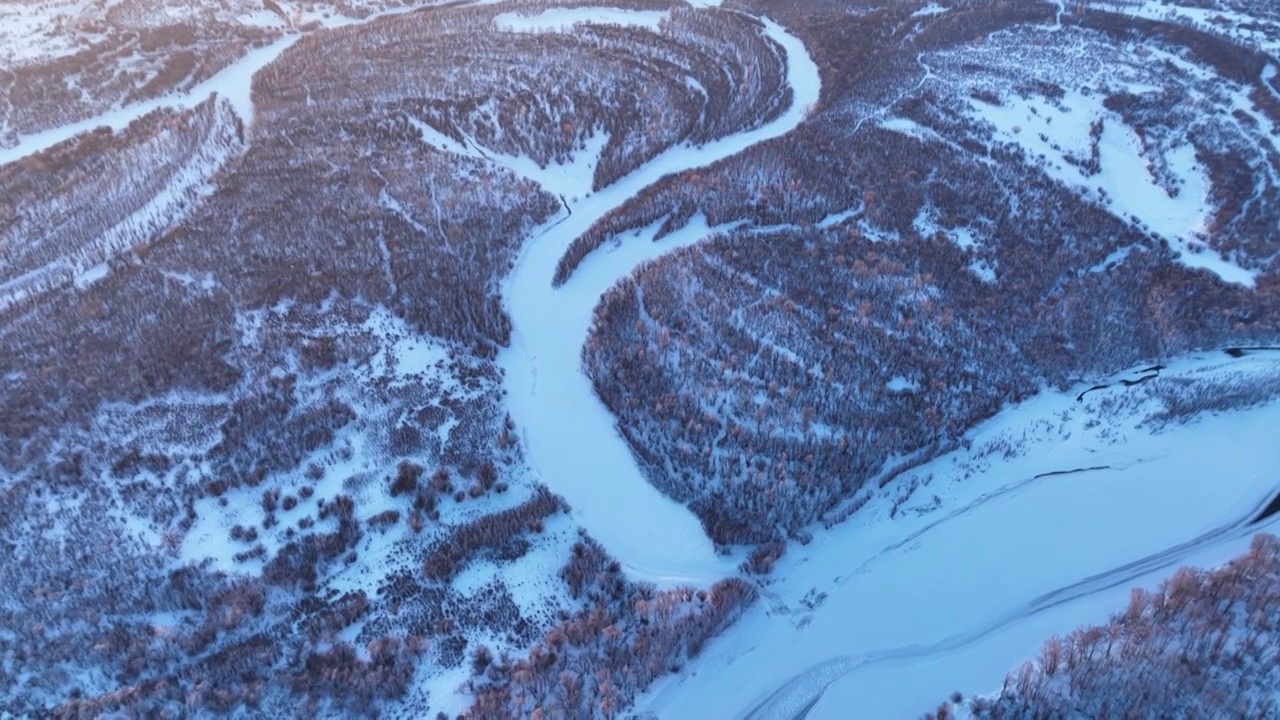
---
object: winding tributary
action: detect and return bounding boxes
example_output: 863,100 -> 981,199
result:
1,2 -> 821,580
14,6 -> 1280,717
495,14 -> 822,584
0,2 -> 445,168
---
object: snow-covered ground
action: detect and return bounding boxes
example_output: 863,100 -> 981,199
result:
0,0 -> 451,69
0,0 -> 477,311
961,86 -> 1251,285
1126,0 -> 1280,58
410,117 -> 608,201
169,302 -> 592,717
0,0 -> 460,168
493,7 -> 670,33
18,3 -> 1280,715
0,34 -> 299,168
178,305 -> 503,574
0,0 -> 85,66
634,351 -> 1280,718
895,19 -> 1271,287
1,100 -> 243,313
490,13 -> 821,584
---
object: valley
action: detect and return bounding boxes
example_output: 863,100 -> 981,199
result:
2,0 -> 1279,717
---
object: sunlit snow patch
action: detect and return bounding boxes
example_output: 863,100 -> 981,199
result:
969,86 -> 1255,286
177,306 -> 486,573
73,263 -> 111,289
885,376 -> 918,392
912,2 -> 949,18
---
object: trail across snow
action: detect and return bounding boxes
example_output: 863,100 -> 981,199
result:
493,12 -> 821,584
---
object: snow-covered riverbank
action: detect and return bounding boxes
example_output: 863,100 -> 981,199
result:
495,13 -> 821,584
633,351 -> 1280,718
0,35 -> 299,168
0,0 -> 455,168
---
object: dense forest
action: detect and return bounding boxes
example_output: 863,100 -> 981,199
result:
2,0 -> 1279,716
578,0 -> 1280,543
934,534 -> 1280,719
0,1 -> 790,714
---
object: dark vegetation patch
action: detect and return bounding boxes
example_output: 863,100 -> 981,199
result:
573,2 -> 1280,543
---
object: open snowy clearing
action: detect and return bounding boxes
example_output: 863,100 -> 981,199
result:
633,351 -> 1280,718
177,305 -> 500,575
410,117 -> 608,202
489,13 -> 821,585
962,87 -> 1251,285
168,303 -> 590,717
1125,1 -> 1280,59
0,0 -> 85,66
902,19 -> 1270,287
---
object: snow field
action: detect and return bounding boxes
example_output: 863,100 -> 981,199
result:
965,87 -> 1249,285
891,21 -> 1272,286
636,352 -> 1280,718
0,0 -> 99,67
180,306 -> 502,574
1128,1 -> 1280,59
410,117 -> 608,202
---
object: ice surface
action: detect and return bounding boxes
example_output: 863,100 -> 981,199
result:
637,352 -> 1280,719
492,14 -> 822,585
